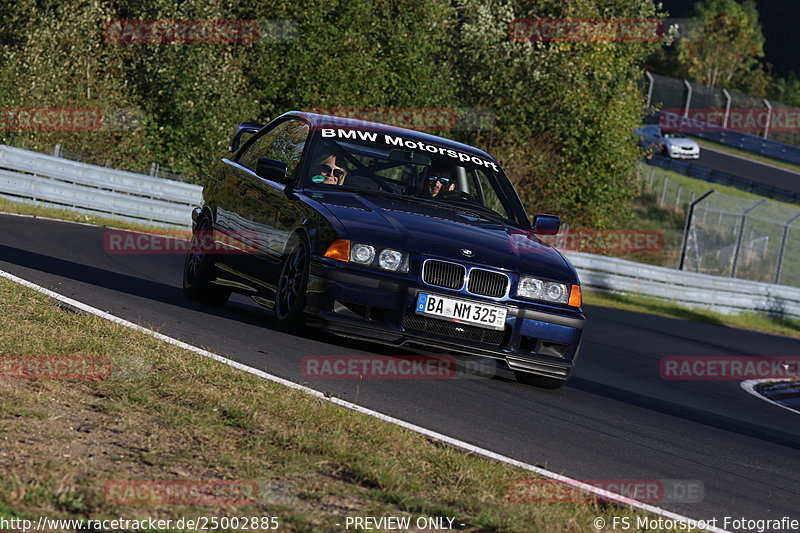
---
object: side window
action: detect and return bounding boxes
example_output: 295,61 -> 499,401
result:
238,120 -> 310,176
467,169 -> 511,219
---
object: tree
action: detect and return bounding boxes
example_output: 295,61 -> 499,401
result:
0,0 -> 664,229
445,0 -> 663,228
677,0 -> 766,91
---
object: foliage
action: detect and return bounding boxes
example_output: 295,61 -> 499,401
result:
675,0 -> 768,94
769,73 -> 800,107
0,0 -> 663,228
446,0 -> 662,227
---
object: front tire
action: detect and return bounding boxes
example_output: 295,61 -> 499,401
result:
274,237 -> 310,332
183,216 -> 231,305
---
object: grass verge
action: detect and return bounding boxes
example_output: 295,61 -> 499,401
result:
0,197 -> 176,233
584,289 -> 800,339
0,277 -> 694,532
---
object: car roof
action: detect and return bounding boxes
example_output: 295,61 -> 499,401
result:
278,110 -> 497,162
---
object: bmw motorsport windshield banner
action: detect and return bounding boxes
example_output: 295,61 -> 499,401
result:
320,128 -> 499,171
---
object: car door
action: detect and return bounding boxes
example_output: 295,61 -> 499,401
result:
226,118 -> 311,296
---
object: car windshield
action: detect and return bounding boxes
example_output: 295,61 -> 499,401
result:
302,129 -> 524,225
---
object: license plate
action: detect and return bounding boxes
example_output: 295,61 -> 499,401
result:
415,293 -> 507,331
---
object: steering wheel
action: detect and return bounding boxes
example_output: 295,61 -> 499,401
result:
439,190 -> 478,203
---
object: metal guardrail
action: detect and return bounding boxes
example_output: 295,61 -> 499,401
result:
646,155 -> 800,206
0,145 -> 201,227
565,251 -> 800,319
2,145 -> 798,318
692,131 -> 800,167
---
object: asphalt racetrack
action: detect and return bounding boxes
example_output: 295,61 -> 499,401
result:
1,214 -> 798,529
696,146 -> 800,195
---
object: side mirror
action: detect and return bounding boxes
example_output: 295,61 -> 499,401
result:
229,121 -> 265,152
531,214 -> 560,235
255,157 -> 289,183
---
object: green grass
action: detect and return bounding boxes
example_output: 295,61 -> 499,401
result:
0,196 -> 178,233
692,137 -> 800,175
584,289 -> 800,339
0,277 -> 694,532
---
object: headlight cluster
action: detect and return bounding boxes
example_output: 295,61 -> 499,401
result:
324,240 -> 409,273
517,276 -> 581,307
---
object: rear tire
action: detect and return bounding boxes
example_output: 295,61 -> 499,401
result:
513,371 -> 568,390
183,216 -> 231,306
274,236 -> 310,332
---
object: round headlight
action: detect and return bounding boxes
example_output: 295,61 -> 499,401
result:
351,244 -> 375,264
545,282 -> 566,302
519,277 -> 543,299
378,249 -> 403,271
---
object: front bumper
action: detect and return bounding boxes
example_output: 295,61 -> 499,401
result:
305,259 -> 585,380
668,149 -> 700,159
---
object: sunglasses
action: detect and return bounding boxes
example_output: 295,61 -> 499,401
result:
321,164 -> 345,179
427,175 -> 453,184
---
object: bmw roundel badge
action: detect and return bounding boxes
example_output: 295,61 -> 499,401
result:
461,249 -> 474,257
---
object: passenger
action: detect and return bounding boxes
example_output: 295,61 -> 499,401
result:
318,154 -> 348,185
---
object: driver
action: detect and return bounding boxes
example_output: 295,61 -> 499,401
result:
422,163 -> 456,197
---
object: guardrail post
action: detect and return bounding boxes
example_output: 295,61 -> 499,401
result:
150,162 -> 159,178
731,199 -> 766,277
679,188 -> 714,271
53,144 -> 61,158
722,89 -> 731,129
775,211 -> 800,284
660,176 -> 669,206
683,80 -> 693,117
763,99 -> 772,140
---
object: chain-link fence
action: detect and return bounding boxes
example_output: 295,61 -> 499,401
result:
638,164 -> 697,213
635,163 -> 800,286
683,186 -> 800,286
645,72 -> 800,148
634,164 -> 696,268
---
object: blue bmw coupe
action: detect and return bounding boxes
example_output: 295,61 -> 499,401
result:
184,111 -> 584,388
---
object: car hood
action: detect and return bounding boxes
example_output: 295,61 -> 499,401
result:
309,191 -> 577,283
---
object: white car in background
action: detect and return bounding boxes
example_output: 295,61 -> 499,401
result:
635,125 -> 700,159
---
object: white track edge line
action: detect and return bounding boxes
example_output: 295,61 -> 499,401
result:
0,268 -> 730,532
741,379 -> 800,415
